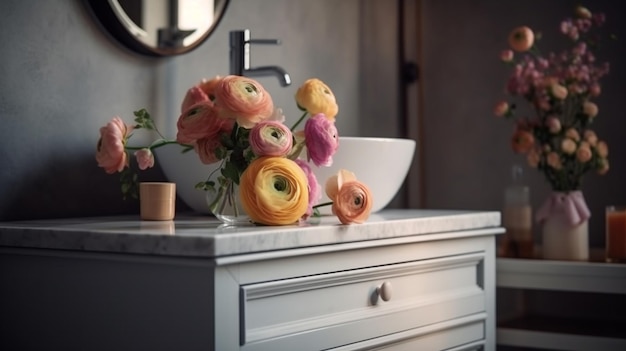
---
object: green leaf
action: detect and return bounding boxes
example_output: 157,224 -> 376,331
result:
221,161 -> 240,184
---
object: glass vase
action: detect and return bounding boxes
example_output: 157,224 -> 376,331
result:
207,179 -> 251,226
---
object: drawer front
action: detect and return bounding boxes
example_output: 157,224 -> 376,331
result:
240,252 -> 486,350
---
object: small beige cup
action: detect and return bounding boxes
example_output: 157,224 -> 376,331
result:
139,182 -> 176,221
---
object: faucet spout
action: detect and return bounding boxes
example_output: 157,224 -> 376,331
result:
243,66 -> 292,87
229,29 -> 292,87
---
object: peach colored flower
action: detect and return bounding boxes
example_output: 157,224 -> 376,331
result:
239,157 -> 309,225
96,117 -> 132,174
249,120 -> 293,157
561,138 -> 577,155
325,169 -> 357,200
583,101 -> 598,118
213,75 -> 274,128
194,136 -> 224,165
176,101 -> 232,144
511,129 -> 535,154
550,84 -> 568,100
595,140 -> 608,158
295,78 -> 339,120
576,144 -> 592,163
295,159 -> 322,219
181,76 -> 223,112
134,148 -> 154,170
598,158 -> 610,175
565,128 -> 580,142
589,83 -> 601,97
508,26 -> 534,52
493,101 -> 510,117
546,151 -> 562,170
304,113 -> 339,167
546,116 -> 562,134
331,181 -> 373,225
527,148 -> 540,168
575,6 -> 592,19
583,130 -> 598,146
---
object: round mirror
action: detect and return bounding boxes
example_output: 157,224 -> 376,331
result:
85,0 -> 230,56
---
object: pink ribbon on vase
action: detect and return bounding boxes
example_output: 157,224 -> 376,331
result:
535,190 -> 591,227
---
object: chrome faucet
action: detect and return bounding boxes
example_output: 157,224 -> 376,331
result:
229,29 -> 292,87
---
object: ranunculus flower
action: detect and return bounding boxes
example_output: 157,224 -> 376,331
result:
583,101 -> 598,118
576,144 -> 592,163
304,113 -> 339,166
239,157 -> 309,225
493,101 -> 510,117
550,84 -> 568,100
595,140 -> 608,158
194,135 -> 225,165
561,138 -> 577,155
213,75 -> 274,128
325,169 -> 372,224
96,117 -> 133,174
250,120 -> 293,157
546,116 -> 562,134
508,26 -> 534,52
511,129 -> 534,154
589,83 -> 601,97
295,159 -> 322,219
176,101 -> 232,144
575,6 -> 592,19
134,148 -> 154,170
295,78 -> 339,120
546,151 -> 562,170
584,130 -> 598,146
565,128 -> 580,141
181,76 -> 223,112
500,49 -> 514,62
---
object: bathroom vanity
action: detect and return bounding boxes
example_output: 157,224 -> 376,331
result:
0,209 -> 503,351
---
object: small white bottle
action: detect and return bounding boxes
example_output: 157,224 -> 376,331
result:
502,165 -> 533,258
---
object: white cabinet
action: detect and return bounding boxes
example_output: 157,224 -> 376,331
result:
0,210 -> 502,350
496,255 -> 626,350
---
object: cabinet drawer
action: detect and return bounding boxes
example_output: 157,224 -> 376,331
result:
240,252 -> 486,350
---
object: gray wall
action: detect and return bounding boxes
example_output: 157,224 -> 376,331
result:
1,0 -> 624,250
419,0 -> 626,248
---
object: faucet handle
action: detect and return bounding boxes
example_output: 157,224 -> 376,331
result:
249,38 -> 281,45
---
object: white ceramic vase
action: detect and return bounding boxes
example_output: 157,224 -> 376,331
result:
542,214 -> 589,261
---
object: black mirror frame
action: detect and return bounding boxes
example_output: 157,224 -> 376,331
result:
84,0 -> 230,57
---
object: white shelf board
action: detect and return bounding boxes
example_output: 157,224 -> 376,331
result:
496,257 -> 626,294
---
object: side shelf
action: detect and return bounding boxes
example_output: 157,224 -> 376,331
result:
496,257 -> 626,351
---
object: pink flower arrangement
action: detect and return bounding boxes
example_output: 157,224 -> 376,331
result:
494,4 -> 613,192
96,76 -> 373,225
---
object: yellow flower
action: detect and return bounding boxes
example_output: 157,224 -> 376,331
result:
239,156 -> 309,225
295,78 -> 339,120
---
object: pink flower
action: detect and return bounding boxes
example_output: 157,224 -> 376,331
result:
176,102 -> 233,145
546,151 -> 562,170
511,129 -> 534,154
181,76 -> 223,112
331,180 -> 373,225
576,143 -> 592,163
96,117 -> 132,174
527,148 -> 540,168
595,140 -> 608,158
583,130 -> 598,146
295,159 -> 322,219
493,101 -> 510,117
561,138 -> 577,155
194,135 -> 224,165
583,101 -> 598,118
546,116 -> 562,134
134,148 -> 154,170
565,128 -> 580,142
304,113 -> 339,167
249,120 -> 293,157
500,50 -> 514,62
213,75 -> 274,128
508,26 -> 534,52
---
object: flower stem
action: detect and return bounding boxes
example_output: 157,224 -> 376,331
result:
312,201 -> 333,209
124,140 -> 187,151
290,111 -> 309,131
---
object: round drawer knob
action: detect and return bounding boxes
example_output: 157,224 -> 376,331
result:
377,281 -> 393,302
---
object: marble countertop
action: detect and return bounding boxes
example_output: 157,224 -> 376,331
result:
0,209 -> 501,258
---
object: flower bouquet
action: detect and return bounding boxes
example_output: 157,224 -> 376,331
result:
494,4 -> 614,259
96,76 -> 373,226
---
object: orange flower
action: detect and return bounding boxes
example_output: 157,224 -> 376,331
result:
213,75 -> 274,128
239,157 -> 309,225
295,78 -> 339,120
508,26 -> 535,52
511,129 -> 535,154
325,169 -> 373,224
96,117 -> 132,174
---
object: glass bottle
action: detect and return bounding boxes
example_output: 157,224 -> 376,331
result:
501,165 -> 533,258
